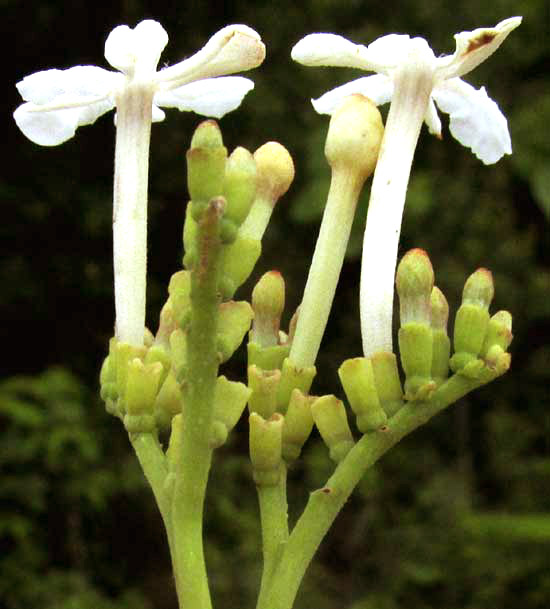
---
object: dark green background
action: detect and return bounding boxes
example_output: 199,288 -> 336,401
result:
3,1 -> 549,608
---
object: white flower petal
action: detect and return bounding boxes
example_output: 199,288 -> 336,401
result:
312,74 -> 393,115
16,66 -> 120,105
436,17 -> 522,80
432,78 -> 511,164
291,33 -> 372,69
105,20 -> 168,74
157,25 -> 265,89
154,76 -> 254,118
152,104 -> 166,122
424,97 -> 442,138
365,34 -> 423,71
14,96 -> 115,146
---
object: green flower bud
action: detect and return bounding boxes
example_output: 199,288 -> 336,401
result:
254,142 -> 295,204
451,268 -> 494,375
370,352 -> 403,417
276,357 -> 316,414
125,359 -> 163,416
217,300 -> 254,362
395,250 -> 435,399
482,311 -> 513,374
396,249 -> 434,326
325,94 -> 383,182
338,357 -> 388,432
247,342 -> 290,371
430,286 -> 451,386
115,342 -> 147,411
481,310 -> 513,357
154,371 -> 183,430
211,376 -> 251,448
154,300 -> 178,351
250,271 -> 285,347
238,142 -> 295,243
186,120 -> 227,203
249,412 -> 284,486
219,235 -> 262,300
168,270 -> 192,328
247,365 -> 281,419
123,359 -> 163,434
311,395 -> 355,463
223,146 -> 257,227
282,389 -> 314,462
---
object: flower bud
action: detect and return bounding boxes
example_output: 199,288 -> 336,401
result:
370,352 -> 403,417
211,376 -> 251,448
187,120 -> 227,204
254,142 -> 295,203
282,389 -> 314,461
250,271 -> 285,347
430,286 -> 451,385
247,365 -> 280,419
311,395 -> 355,463
451,268 -> 494,375
217,300 -> 254,362
338,357 -> 387,432
223,146 -> 257,227
238,142 -> 294,242
324,94 -> 383,181
218,235 -> 262,300
154,371 -> 183,430
276,357 -> 316,414
249,412 -> 284,486
168,270 -> 192,328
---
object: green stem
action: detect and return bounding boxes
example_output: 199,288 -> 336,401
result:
257,466 -> 289,598
290,169 -> 363,368
172,200 -> 223,609
130,432 -> 180,590
257,366 -> 505,609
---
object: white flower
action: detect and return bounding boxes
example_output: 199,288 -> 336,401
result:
14,20 -> 265,347
291,18 -> 521,357
14,20 -> 265,146
292,17 -> 521,164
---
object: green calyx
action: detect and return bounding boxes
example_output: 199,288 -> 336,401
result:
248,365 -> 281,419
249,412 -> 284,486
223,146 -> 257,227
451,268 -> 495,375
338,357 -> 388,432
281,389 -> 314,462
217,300 -> 254,362
311,395 -> 355,463
370,352 -> 404,417
396,248 -> 434,325
277,357 -> 316,414
211,376 -> 251,448
187,121 -> 227,203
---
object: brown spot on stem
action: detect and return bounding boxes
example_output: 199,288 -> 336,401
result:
320,487 -> 332,494
378,425 -> 389,433
466,32 -> 497,54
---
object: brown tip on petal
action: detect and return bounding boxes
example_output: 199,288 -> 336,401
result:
466,31 -> 498,54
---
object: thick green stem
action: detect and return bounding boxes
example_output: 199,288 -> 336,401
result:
256,366 -> 505,609
257,466 -> 289,598
172,200 -> 223,609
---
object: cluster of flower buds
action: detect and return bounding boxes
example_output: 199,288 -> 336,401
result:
247,270 -> 317,484
100,121 -> 293,457
305,248 -> 513,462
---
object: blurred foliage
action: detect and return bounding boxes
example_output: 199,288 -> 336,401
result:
3,0 -> 549,608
